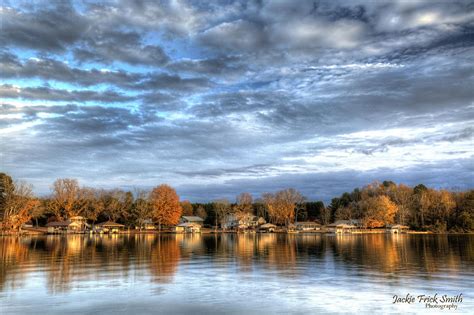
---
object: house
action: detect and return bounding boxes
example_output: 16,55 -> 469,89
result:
259,223 -> 277,232
180,216 -> 205,225
387,224 -> 409,234
96,221 -> 125,234
326,220 -> 357,233
69,216 -> 89,230
222,213 -> 266,230
175,222 -> 201,233
46,220 -> 84,233
287,223 -> 298,233
295,221 -> 322,231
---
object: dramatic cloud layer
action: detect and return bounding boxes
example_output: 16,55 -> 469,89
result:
1,0 -> 473,201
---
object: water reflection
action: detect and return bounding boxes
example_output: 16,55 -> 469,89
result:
1,234 -> 473,313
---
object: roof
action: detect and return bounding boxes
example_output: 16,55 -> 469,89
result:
177,222 -> 201,227
388,224 -> 409,229
260,223 -> 277,228
181,216 -> 204,222
96,221 -> 125,227
69,216 -> 85,220
327,222 -> 356,228
296,221 -> 321,226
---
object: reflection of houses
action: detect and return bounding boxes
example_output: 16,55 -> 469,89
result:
180,216 -> 204,225
223,213 -> 266,230
95,221 -> 125,234
259,223 -> 277,232
295,221 -> 322,232
175,223 -> 201,233
326,220 -> 357,233
387,224 -> 409,234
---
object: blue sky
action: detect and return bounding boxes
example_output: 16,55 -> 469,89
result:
0,0 -> 473,202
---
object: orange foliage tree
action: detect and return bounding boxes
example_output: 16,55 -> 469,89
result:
262,188 -> 304,226
359,195 -> 398,228
180,200 -> 194,216
150,185 -> 182,230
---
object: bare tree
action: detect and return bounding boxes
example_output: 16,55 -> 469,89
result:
132,189 -> 152,230
212,199 -> 231,229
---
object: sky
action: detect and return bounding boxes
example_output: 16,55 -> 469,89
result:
0,0 -> 473,202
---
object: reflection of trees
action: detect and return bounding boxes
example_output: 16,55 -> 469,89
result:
327,234 -> 471,276
0,237 -> 31,290
0,234 -> 472,293
149,235 -> 180,282
0,235 -> 182,293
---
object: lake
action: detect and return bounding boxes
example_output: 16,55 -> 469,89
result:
1,234 -> 472,314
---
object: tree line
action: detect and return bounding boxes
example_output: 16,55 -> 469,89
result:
0,173 -> 472,232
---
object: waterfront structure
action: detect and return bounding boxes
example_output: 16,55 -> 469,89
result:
387,224 -> 409,234
175,222 -> 201,233
96,221 -> 125,233
295,221 -> 322,231
180,216 -> 205,225
223,213 -> 266,230
326,221 -> 357,233
259,223 -> 277,232
46,220 -> 84,233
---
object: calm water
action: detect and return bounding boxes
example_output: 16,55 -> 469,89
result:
0,234 -> 473,314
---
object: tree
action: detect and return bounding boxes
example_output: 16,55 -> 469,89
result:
320,207 -> 331,225
359,195 -> 398,228
212,199 -> 231,229
49,178 -> 89,219
454,190 -> 474,232
84,188 -> 105,224
235,192 -> 253,214
195,205 -> 207,221
262,188 -> 305,226
132,189 -> 152,230
181,200 -> 194,216
387,184 -> 413,225
150,185 -> 182,230
0,173 -> 13,220
1,179 -> 41,231
413,187 -> 431,229
102,189 -> 132,223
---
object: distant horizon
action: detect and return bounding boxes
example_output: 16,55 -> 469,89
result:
1,1 -> 473,204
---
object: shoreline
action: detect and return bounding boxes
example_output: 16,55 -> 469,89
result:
1,229 -> 472,236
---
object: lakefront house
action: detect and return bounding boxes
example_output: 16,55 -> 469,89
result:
46,216 -> 90,233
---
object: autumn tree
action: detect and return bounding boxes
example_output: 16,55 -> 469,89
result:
359,195 -> 398,228
262,188 -> 305,226
83,188 -> 105,224
387,184 -> 413,225
1,179 -> 41,231
195,205 -> 207,221
181,200 -> 194,216
413,184 -> 430,229
49,178 -> 90,219
0,173 -> 13,220
150,185 -> 182,230
453,190 -> 474,232
102,189 -> 132,222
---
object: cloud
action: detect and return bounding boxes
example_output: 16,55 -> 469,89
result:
0,84 -> 134,103
0,4 -> 87,51
0,52 -> 142,87
1,0 -> 473,200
